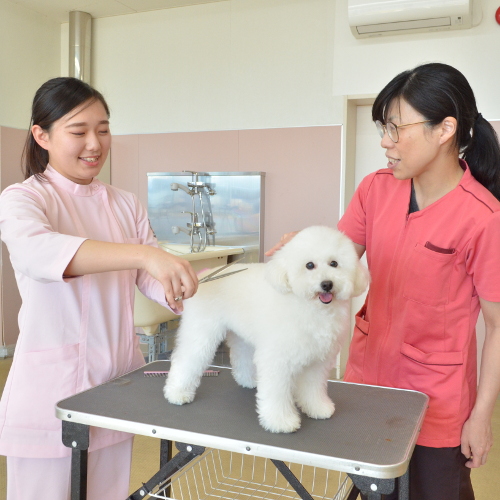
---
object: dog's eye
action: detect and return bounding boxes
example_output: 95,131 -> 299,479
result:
305,262 -> 315,270
330,261 -> 338,268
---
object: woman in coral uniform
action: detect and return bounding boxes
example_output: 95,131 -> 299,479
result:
269,63 -> 500,499
0,77 -> 198,500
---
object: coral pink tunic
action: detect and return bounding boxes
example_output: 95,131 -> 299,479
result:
0,166 -> 173,458
338,162 -> 500,447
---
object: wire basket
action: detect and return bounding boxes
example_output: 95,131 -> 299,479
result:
146,448 -> 353,500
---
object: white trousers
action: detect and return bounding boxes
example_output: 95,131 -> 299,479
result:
6,438 -> 133,500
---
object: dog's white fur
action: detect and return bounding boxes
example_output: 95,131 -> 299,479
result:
164,226 -> 369,433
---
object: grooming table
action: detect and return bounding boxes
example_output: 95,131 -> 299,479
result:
56,361 -> 428,500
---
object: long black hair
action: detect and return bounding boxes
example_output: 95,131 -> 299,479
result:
372,63 -> 500,200
22,77 -> 110,180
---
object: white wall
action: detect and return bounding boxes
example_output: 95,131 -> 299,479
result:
332,0 -> 500,122
0,1 -> 60,348
62,0 -> 336,135
59,0 -> 500,134
0,0 -> 61,129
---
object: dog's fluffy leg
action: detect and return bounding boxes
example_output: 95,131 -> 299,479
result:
226,331 -> 257,389
254,357 -> 301,433
164,319 -> 225,405
294,360 -> 335,420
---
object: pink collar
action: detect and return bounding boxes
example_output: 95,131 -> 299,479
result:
44,165 -> 104,197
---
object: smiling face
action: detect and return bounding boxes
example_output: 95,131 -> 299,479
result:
32,99 -> 111,185
265,227 -> 369,304
381,98 -> 442,181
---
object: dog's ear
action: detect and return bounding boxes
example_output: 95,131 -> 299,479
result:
265,257 -> 292,294
353,262 -> 370,297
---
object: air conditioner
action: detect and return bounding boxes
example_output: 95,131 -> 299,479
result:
348,0 -> 480,39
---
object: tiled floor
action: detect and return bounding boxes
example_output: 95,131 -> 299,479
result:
0,356 -> 498,499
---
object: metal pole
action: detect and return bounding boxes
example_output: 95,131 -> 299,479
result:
69,11 -> 92,83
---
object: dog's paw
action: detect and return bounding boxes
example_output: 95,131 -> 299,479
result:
301,399 -> 335,420
231,369 -> 257,389
258,412 -> 301,433
163,383 -> 195,405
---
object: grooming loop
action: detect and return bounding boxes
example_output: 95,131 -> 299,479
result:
145,449 -> 353,500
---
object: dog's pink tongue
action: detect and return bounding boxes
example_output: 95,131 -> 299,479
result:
319,293 -> 333,304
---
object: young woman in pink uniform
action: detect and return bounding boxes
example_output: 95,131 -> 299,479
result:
269,63 -> 500,499
0,77 -> 199,499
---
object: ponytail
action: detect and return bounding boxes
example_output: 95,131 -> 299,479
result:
462,114 -> 500,200
21,134 -> 49,181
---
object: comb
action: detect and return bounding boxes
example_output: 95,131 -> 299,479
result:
144,370 -> 220,377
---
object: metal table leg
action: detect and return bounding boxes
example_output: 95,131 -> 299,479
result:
160,439 -> 173,498
62,420 -> 90,500
63,422 -> 179,500
348,467 -> 410,500
397,467 -> 409,500
160,439 -> 172,467
271,460 -> 314,500
127,442 -> 205,500
346,485 -> 361,500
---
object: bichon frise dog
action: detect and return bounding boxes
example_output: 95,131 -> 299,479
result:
164,226 -> 369,433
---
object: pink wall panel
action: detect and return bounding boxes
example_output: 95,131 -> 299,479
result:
491,120 -> 500,139
1,127 -> 28,346
1,127 -> 27,188
110,134 -> 140,195
136,131 -> 240,208
238,126 -> 342,255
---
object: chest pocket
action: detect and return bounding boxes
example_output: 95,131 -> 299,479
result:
403,243 -> 457,306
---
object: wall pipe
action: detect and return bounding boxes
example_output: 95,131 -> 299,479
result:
69,11 -> 91,83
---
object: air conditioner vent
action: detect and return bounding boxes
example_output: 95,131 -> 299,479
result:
348,0 -> 477,38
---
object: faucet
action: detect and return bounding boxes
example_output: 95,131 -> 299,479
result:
170,183 -> 192,196
170,171 -> 216,253
171,225 -> 191,236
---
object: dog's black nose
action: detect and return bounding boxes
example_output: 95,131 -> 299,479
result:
321,281 -> 333,292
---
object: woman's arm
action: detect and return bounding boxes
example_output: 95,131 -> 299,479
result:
460,298 -> 500,467
352,242 -> 366,259
265,231 -> 300,257
64,240 -> 198,312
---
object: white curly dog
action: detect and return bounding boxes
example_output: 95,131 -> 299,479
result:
164,226 -> 369,433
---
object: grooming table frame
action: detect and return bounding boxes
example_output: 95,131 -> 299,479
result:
56,361 -> 428,500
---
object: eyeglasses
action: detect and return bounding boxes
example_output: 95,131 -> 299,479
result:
375,120 -> 431,143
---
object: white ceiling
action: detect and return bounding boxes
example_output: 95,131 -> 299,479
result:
8,0 -> 228,23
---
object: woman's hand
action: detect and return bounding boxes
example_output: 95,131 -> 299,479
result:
461,413 -> 493,468
141,246 -> 198,312
460,297 -> 500,468
265,231 -> 300,257
64,240 -> 198,312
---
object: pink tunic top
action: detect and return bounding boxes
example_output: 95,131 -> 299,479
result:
338,162 -> 500,448
0,166 -> 174,458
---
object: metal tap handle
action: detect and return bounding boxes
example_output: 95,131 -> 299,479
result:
171,183 -> 192,195
172,226 -> 191,236
181,210 -> 198,222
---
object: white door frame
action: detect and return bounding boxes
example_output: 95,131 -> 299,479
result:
337,94 -> 377,379
340,94 -> 377,216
